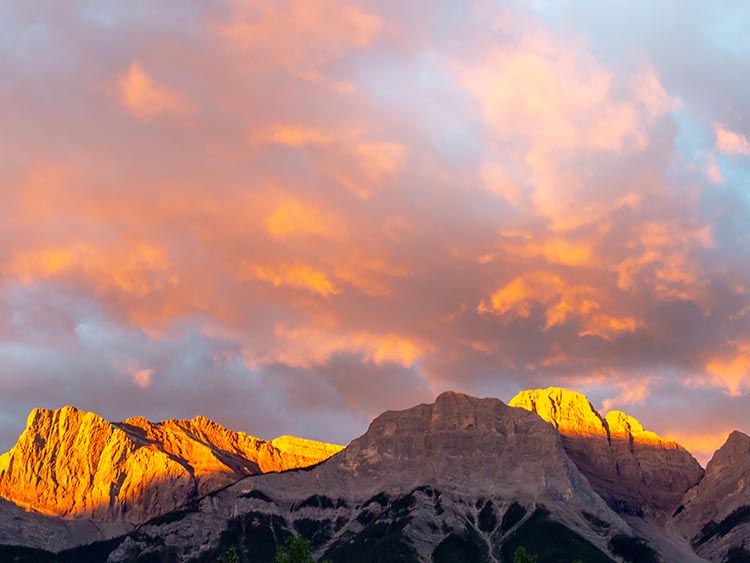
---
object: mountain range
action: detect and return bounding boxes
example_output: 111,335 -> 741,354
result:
0,388 -> 748,563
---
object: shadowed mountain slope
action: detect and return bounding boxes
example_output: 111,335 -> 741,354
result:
674,431 -> 750,562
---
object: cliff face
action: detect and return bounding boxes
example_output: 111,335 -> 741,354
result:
107,392 -> 630,563
674,431 -> 750,562
0,406 -> 343,527
510,387 -> 704,516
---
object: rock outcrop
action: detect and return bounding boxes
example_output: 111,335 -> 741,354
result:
510,387 -> 704,516
0,406 -> 343,527
104,392 -> 631,563
0,496 -> 127,552
674,431 -> 750,562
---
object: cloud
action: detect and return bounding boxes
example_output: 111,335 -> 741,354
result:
715,124 -> 750,155
265,198 -> 346,238
115,60 -> 194,120
0,0 -> 749,454
478,272 -> 640,340
221,0 -> 382,85
663,429 -> 732,467
702,340 -> 750,397
132,368 -> 154,389
244,263 -> 339,296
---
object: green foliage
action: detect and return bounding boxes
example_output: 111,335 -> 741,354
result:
514,546 -> 538,563
512,547 -> 587,563
501,509 -> 614,563
274,535 -> 328,563
212,545 -> 239,563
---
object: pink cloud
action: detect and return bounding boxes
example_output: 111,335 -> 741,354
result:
115,60 -> 194,120
715,124 -> 750,155
0,0 -> 749,452
132,368 -> 154,389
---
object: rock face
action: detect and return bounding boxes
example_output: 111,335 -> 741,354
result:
103,392 -> 630,563
0,406 -> 343,528
674,431 -> 750,562
0,496 -> 133,552
510,387 -> 704,516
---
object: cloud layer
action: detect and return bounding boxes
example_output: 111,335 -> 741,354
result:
1,0 -> 749,464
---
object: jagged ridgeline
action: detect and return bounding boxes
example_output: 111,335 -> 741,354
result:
0,406 -> 343,550
0,389 -> 748,563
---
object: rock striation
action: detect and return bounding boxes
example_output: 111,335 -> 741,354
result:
510,387 -> 704,516
674,431 -> 750,562
0,406 -> 343,528
105,392 -> 630,563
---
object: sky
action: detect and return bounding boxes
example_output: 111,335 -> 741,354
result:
0,0 -> 748,465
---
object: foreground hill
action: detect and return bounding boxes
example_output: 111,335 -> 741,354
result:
0,406 -> 342,549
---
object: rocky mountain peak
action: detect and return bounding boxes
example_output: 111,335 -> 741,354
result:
710,430 -> 750,466
674,431 -> 750,561
0,406 -> 343,530
509,387 -> 608,437
510,387 -> 703,516
106,391 -> 628,563
313,390 -> 618,520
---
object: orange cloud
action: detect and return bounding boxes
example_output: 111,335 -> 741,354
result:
333,258 -> 408,297
616,221 -> 713,301
253,124 -> 406,199
244,263 -> 339,296
252,325 -> 425,368
663,430 -> 732,467
115,61 -> 194,120
601,376 -> 656,412
266,199 -> 346,239
462,36 -> 640,154
499,235 -> 594,267
715,124 -> 750,155
266,125 -> 333,146
3,0 -> 750,458
704,341 -> 750,397
459,30 -> 672,232
480,163 -> 523,204
9,243 -> 178,297
222,0 -> 382,82
479,272 -> 640,339
331,141 -> 405,199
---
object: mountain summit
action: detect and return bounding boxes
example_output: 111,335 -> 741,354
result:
0,405 -> 342,535
0,389 -> 746,562
675,430 -> 750,561
510,387 -> 704,516
107,391 -> 630,562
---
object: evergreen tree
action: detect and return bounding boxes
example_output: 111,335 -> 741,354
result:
211,545 -> 239,563
274,535 -> 327,563
226,546 -> 240,563
514,546 -> 539,563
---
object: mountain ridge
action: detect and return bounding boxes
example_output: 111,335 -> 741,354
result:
0,404 -> 342,550
0,389 -> 747,562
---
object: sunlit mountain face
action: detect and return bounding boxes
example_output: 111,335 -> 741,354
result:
0,1 -> 749,474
